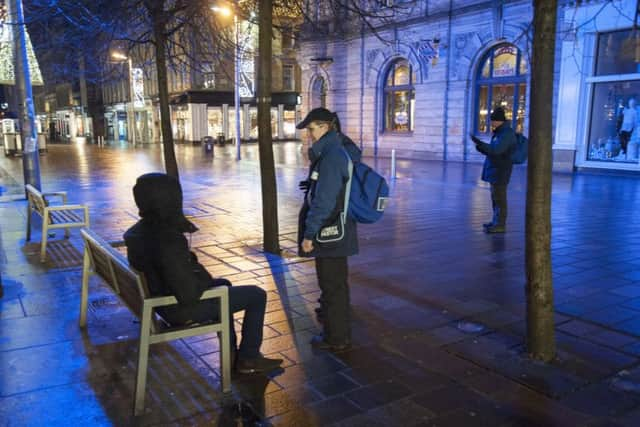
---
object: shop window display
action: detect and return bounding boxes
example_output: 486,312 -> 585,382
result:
587,81 -> 640,162
207,108 -> 222,137
586,30 -> 640,163
283,110 -> 296,138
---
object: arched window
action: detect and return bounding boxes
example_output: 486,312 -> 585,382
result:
475,44 -> 528,134
384,59 -> 415,132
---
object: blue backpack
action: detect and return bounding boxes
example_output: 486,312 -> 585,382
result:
511,133 -> 528,164
345,154 -> 389,224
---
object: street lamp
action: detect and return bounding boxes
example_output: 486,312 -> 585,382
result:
211,3 -> 242,160
111,52 -> 136,146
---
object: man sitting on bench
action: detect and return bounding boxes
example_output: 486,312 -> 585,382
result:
124,173 -> 282,374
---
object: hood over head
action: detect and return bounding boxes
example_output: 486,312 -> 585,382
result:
132,173 -> 198,233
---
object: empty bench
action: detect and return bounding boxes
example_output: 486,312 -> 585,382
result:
25,184 -> 90,262
78,228 -> 232,416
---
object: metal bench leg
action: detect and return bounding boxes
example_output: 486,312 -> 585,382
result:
26,206 -> 32,241
135,303 -> 152,416
79,248 -> 90,328
220,296 -> 231,393
40,218 -> 49,262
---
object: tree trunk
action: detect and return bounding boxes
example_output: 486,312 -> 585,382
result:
526,0 -> 557,362
257,0 -> 280,254
150,3 -> 179,179
13,0 -> 41,191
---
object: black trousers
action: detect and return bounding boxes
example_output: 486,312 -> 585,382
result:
490,183 -> 508,226
315,256 -> 350,344
168,281 -> 267,359
620,131 -> 632,154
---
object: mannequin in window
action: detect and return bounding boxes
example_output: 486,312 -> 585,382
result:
617,98 -> 637,158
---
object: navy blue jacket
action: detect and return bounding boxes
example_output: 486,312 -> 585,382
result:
298,130 -> 360,258
475,123 -> 516,185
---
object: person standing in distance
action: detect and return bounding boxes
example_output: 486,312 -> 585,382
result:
470,106 -> 517,233
297,108 -> 360,351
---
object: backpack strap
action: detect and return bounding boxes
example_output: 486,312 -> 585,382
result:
341,148 -> 353,215
306,147 -> 353,216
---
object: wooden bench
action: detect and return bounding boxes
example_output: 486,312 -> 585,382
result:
25,184 -> 90,262
78,228 -> 232,416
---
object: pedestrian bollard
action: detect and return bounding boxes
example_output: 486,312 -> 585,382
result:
391,149 -> 397,180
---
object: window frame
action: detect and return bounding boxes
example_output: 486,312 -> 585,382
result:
383,59 -> 415,133
474,44 -> 528,135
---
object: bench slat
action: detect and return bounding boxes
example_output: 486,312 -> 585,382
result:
50,210 -> 84,224
111,260 -> 144,317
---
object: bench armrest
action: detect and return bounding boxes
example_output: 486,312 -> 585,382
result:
45,204 -> 88,212
42,191 -> 68,204
144,286 -> 229,309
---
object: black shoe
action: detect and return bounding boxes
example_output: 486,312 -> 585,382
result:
485,224 -> 505,233
482,221 -> 494,228
235,355 -> 283,374
310,334 -> 351,352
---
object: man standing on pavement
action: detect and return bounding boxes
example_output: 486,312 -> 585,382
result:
297,108 -> 360,352
470,106 -> 517,233
124,173 -> 283,374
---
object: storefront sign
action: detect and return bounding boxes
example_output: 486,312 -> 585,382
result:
132,68 -> 145,109
394,111 -> 408,125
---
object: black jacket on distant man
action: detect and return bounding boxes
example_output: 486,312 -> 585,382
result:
475,122 -> 517,185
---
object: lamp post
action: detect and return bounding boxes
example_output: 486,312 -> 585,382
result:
111,52 -> 136,146
211,3 -> 242,160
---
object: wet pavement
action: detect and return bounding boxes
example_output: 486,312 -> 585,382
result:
1,141 -> 640,426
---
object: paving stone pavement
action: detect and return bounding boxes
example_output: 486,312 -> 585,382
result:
1,141 -> 640,426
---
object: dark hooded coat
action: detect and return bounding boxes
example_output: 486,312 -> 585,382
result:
124,173 -> 225,325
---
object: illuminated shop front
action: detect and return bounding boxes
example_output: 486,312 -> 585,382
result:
170,91 -> 300,143
556,1 -> 640,171
104,102 -> 155,143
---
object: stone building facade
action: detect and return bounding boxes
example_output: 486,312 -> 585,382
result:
298,0 -> 640,172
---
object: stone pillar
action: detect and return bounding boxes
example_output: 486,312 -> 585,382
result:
277,104 -> 285,140
190,103 -> 208,142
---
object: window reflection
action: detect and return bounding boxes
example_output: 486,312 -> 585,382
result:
596,29 -> 640,76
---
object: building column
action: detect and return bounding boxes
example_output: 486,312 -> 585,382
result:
190,103 -> 208,142
222,104 -> 229,139
277,104 -> 285,140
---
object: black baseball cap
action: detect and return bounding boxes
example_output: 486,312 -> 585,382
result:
296,107 -> 336,129
490,107 -> 507,122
